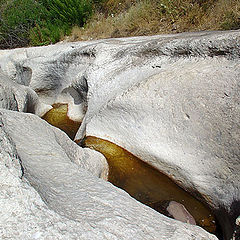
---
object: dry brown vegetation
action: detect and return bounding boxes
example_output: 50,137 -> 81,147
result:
68,0 -> 240,42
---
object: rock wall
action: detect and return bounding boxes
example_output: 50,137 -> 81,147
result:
0,30 -> 240,239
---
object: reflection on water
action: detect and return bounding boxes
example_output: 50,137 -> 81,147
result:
42,103 -> 81,140
84,136 -> 217,234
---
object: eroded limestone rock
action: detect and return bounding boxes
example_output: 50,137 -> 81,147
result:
0,121 -> 100,240
0,70 -> 37,112
77,31 -> 240,238
0,30 -> 239,239
0,109 -> 217,240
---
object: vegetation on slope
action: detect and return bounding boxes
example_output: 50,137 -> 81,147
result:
0,0 -> 239,48
0,0 -> 98,48
70,0 -> 240,41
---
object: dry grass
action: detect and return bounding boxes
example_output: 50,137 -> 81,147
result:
67,0 -> 240,42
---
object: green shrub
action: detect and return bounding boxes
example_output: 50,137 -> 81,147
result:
0,0 -> 103,48
0,0 -> 48,48
41,0 -> 94,27
29,21 -> 71,46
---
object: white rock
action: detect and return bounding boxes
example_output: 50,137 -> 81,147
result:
0,109 -> 217,240
80,31 -> 240,238
0,70 -> 37,112
1,30 -> 239,239
86,57 -> 240,209
0,69 -> 53,116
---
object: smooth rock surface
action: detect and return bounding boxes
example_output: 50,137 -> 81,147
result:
80,31 -> 240,209
0,30 -> 240,239
0,121 -> 95,240
86,57 -> 240,208
80,31 -> 240,237
0,109 -> 217,240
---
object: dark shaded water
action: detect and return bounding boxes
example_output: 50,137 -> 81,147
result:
84,136 -> 218,234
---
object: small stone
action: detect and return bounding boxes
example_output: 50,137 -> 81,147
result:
167,201 -> 196,225
236,216 -> 240,226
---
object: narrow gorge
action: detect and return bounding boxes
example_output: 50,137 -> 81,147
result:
0,30 -> 239,240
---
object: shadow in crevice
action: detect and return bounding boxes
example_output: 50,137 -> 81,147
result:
215,200 -> 240,240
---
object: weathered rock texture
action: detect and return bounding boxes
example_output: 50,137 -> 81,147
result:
0,30 -> 240,239
0,117 -> 104,240
0,109 -> 216,239
0,71 -> 37,112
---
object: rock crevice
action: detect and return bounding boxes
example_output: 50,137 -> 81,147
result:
0,30 -> 239,239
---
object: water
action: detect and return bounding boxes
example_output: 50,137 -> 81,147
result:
84,136 -> 217,234
41,104 -> 218,235
42,103 -> 81,140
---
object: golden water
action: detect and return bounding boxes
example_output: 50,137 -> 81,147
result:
84,136 -> 217,233
41,105 -> 217,234
42,103 -> 81,140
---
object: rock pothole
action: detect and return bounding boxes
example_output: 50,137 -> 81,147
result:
40,104 -> 222,238
42,103 -> 82,140
82,135 -> 222,237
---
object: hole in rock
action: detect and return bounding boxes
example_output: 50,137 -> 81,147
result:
82,136 -> 223,238
42,103 -> 81,140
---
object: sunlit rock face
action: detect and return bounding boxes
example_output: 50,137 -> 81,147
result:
0,109 -> 217,240
75,31 -> 240,239
0,70 -> 38,112
0,43 -> 89,121
0,111 -> 109,240
0,30 -> 239,239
